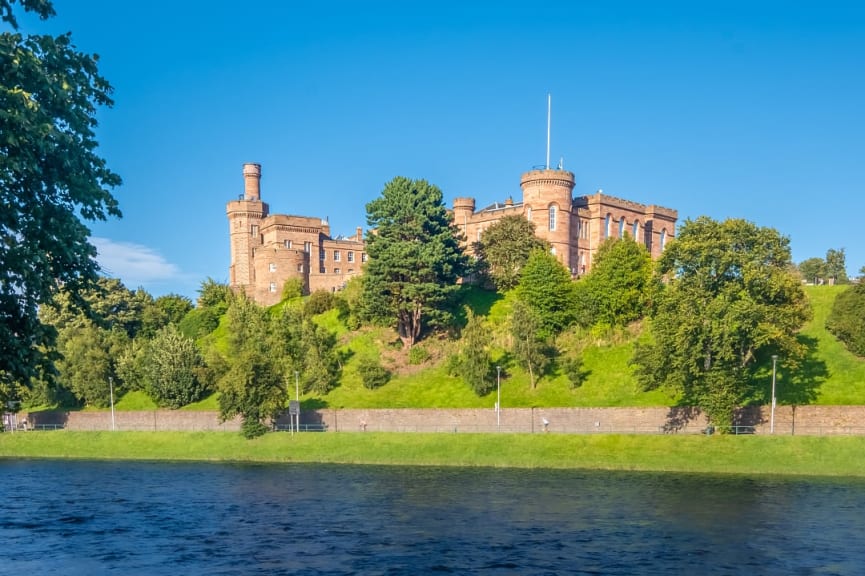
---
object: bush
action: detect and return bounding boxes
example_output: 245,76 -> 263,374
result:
561,355 -> 588,388
305,290 -> 337,316
357,356 -> 390,390
408,345 -> 430,365
826,284 -> 865,356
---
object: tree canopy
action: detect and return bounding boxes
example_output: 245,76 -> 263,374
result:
1,0 -> 121,392
516,249 -> 577,337
632,217 -> 810,427
473,215 -> 549,291
362,176 -> 469,348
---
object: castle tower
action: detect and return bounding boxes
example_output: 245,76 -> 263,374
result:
227,162 -> 269,291
520,168 -> 576,272
452,197 -> 476,240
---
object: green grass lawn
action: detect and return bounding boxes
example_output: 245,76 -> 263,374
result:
2,431 -> 864,477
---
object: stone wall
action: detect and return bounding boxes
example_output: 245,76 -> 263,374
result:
19,405 -> 865,435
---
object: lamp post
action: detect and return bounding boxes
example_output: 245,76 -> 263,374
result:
295,371 -> 300,434
109,376 -> 116,431
770,355 -> 778,434
496,366 -> 501,431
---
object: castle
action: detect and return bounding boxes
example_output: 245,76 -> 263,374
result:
227,163 -> 677,306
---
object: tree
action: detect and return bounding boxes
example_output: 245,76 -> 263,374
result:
454,308 -> 494,395
632,217 -> 811,428
144,324 -> 207,409
473,215 -> 549,291
826,283 -> 865,357
217,294 -> 285,437
798,257 -> 826,285
825,248 -> 848,284
516,249 -> 578,337
574,237 -> 654,328
510,299 -> 552,389
362,176 -> 470,348
1,1 -> 122,393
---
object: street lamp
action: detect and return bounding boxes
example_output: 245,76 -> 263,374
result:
770,355 -> 778,434
109,376 -> 116,431
496,366 -> 501,431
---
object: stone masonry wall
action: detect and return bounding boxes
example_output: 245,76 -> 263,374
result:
21,406 -> 865,435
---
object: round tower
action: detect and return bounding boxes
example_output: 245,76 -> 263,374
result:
243,162 -> 262,201
452,197 -> 476,238
520,168 -> 576,272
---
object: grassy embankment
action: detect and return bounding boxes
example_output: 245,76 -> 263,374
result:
2,431 -> 865,477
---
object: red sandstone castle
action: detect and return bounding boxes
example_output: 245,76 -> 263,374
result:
228,163 -> 677,306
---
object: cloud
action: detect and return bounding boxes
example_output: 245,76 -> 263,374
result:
91,237 -> 183,290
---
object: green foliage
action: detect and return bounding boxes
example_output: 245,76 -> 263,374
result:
632,217 -> 811,427
362,176 -> 470,347
197,278 -> 233,309
561,354 -> 588,389
454,308 -> 494,395
304,289 -> 337,316
357,356 -> 390,390
473,215 -> 549,291
54,322 -> 119,407
0,1 -> 122,392
574,237 -> 653,328
139,293 -> 193,339
408,345 -> 430,365
798,257 -> 826,284
217,294 -> 286,434
115,337 -> 148,391
281,277 -> 305,301
516,249 -> 577,337
144,324 -> 208,409
826,284 -> 865,356
824,248 -> 849,284
178,307 -> 222,340
510,299 -> 553,389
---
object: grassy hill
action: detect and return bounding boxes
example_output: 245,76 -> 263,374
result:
112,284 -> 864,412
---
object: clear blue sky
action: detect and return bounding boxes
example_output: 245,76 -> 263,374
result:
22,1 -> 865,300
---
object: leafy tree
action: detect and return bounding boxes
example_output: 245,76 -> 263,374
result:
510,299 -> 552,389
1,0 -> 121,392
298,319 -> 341,394
798,257 -> 826,285
217,294 -> 285,437
561,354 -> 588,388
144,324 -> 207,409
362,176 -> 469,347
826,284 -> 865,357
825,248 -> 848,284
454,308 -> 494,395
281,277 -> 304,301
631,217 -> 811,428
575,237 -> 653,328
197,277 -> 233,310
516,249 -> 577,337
139,293 -> 193,338
304,289 -> 337,316
473,215 -> 548,291
54,322 -> 124,407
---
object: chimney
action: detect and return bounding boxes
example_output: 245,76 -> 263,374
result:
356,226 -> 363,241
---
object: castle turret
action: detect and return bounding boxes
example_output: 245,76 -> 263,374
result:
520,168 -> 576,272
452,197 -> 476,239
227,163 -> 269,291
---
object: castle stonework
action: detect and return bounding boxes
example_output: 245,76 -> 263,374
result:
228,164 -> 676,305
227,163 -> 366,306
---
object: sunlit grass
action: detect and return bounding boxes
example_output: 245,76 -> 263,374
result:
2,431 -> 864,477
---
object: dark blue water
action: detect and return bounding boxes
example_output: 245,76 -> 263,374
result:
1,460 -> 863,575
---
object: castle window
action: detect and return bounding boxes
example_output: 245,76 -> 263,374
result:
619,217 -> 626,238
334,268 -> 341,274
660,229 -> 667,251
304,241 -> 312,253
297,264 -> 303,272
604,214 -> 611,238
320,249 -> 325,261
362,253 -> 368,262
334,250 -> 341,262
269,282 -> 277,293
269,263 -> 276,273
284,240 -> 292,249
251,225 -> 259,236
583,219 -> 589,239
321,267 -> 326,274
632,221 -> 640,241
347,251 -> 354,263
550,246 -> 556,255
549,205 -> 557,231
348,269 -> 354,274
526,207 -> 532,221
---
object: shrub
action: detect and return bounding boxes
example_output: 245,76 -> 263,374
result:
408,345 -> 430,365
305,290 -> 337,316
357,356 -> 390,390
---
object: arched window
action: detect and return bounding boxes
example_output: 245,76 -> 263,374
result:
604,214 -> 611,238
660,229 -> 667,250
550,246 -> 556,255
526,207 -> 532,221
632,220 -> 639,241
549,205 -> 557,231
619,217 -> 626,238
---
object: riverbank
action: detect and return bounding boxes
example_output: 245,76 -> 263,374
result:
2,431 -> 864,476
